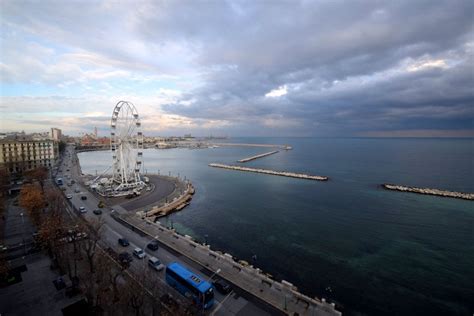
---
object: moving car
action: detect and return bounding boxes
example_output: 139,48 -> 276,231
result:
147,240 -> 159,251
66,195 -> 72,199
213,279 -> 232,294
118,238 -> 130,247
93,209 -> 102,215
80,196 -> 87,200
133,248 -> 146,259
148,256 -> 165,271
79,206 -> 87,213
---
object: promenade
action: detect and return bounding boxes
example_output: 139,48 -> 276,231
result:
136,181 -> 195,218
115,213 -> 341,316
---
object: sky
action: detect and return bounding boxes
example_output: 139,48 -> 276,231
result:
0,0 -> 473,137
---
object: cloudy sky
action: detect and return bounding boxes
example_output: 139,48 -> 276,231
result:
1,0 -> 473,137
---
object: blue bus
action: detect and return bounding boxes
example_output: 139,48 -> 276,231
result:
165,262 -> 215,309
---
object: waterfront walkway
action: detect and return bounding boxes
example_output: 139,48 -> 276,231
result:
115,213 -> 341,316
209,163 -> 329,181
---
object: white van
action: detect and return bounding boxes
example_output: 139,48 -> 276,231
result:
148,256 -> 164,271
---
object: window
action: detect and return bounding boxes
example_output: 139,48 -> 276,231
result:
167,268 -> 201,298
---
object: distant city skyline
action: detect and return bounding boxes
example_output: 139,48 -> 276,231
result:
1,1 -> 473,137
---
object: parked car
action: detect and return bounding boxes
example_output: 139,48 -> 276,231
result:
133,248 -> 146,259
148,256 -> 164,271
80,196 -> 87,200
93,209 -> 102,215
74,188 -> 80,193
118,238 -> 130,247
66,195 -> 72,199
213,279 -> 232,294
79,206 -> 87,213
147,240 -> 159,251
118,252 -> 133,267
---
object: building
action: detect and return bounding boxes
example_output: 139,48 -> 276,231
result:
51,128 -> 62,141
0,134 -> 59,174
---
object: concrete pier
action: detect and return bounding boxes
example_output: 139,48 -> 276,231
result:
209,163 -> 328,181
238,150 -> 279,163
382,184 -> 473,200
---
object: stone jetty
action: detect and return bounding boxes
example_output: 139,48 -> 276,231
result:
213,142 -> 292,150
238,150 -> 279,163
209,163 -> 328,181
382,184 -> 473,201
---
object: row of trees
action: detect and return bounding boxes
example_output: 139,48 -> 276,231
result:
11,169 -> 196,315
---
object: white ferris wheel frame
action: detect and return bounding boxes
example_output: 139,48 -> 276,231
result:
110,101 -> 144,191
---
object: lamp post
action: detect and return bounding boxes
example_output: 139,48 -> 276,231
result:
20,213 -> 26,257
207,268 -> 221,283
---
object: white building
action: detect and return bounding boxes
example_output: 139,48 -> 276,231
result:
51,128 -> 62,141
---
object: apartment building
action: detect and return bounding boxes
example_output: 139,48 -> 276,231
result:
0,135 -> 59,173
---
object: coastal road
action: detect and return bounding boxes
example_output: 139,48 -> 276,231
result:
58,145 -> 274,316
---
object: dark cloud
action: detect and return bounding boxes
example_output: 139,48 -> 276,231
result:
151,0 -> 474,136
2,0 -> 473,136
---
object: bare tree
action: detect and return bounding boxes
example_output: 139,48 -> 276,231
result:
80,218 -> 104,273
123,264 -> 150,316
19,183 -> 45,226
24,167 -> 48,191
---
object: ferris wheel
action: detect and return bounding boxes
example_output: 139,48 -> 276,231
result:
110,101 -> 144,191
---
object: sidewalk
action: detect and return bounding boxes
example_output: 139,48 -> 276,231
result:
0,253 -> 83,316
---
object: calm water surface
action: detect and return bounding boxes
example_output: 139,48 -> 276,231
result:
78,138 -> 474,315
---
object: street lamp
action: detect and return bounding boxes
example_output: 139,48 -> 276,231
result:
20,213 -> 26,257
206,268 -> 221,283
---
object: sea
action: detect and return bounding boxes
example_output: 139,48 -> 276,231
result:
78,137 -> 474,316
